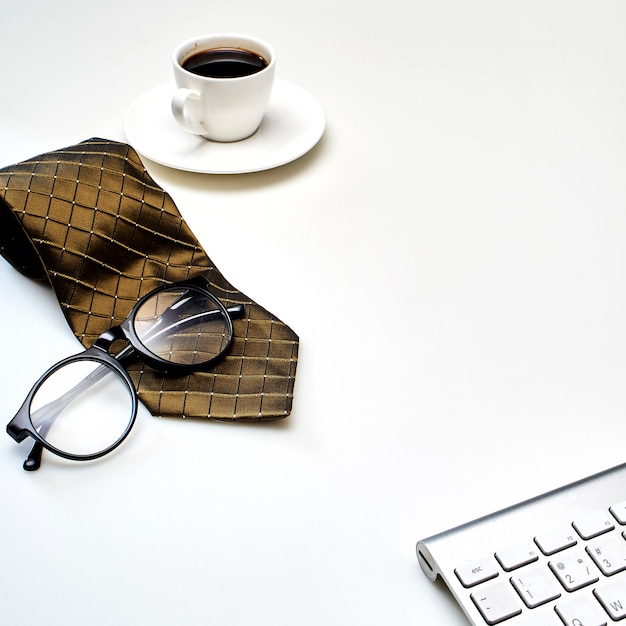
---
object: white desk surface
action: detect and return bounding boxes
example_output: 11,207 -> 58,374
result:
2,2 -> 626,624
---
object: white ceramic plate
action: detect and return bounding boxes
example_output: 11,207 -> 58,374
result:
123,79 -> 325,174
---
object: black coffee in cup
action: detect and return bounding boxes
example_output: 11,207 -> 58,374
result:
183,48 -> 268,78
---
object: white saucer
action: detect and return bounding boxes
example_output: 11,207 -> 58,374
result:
123,79 -> 325,174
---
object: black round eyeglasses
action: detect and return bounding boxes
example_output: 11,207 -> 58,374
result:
6,275 -> 245,471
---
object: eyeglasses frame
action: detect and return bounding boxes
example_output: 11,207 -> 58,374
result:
6,275 -> 244,470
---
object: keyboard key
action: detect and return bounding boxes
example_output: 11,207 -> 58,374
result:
610,500 -> 626,524
535,528 -> 577,555
555,594 -> 608,626
595,579 -> 626,620
510,565 -> 561,608
455,557 -> 498,588
573,510 -> 615,539
495,541 -> 539,571
587,535 -> 626,575
549,551 -> 599,591
470,580 -> 522,625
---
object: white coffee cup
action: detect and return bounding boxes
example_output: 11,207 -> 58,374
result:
171,33 -> 276,142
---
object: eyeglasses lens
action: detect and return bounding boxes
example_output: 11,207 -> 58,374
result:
30,360 -> 134,457
133,288 -> 231,366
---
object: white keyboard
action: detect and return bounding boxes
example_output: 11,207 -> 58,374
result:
416,462 -> 626,625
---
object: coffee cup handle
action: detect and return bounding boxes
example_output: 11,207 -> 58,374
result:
171,88 -> 206,135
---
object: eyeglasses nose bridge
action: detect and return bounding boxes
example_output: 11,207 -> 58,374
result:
92,325 -> 126,353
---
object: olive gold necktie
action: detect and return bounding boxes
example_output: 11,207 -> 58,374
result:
0,138 -> 298,421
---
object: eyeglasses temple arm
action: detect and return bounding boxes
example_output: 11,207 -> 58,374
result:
228,304 -> 246,318
135,304 -> 245,346
23,441 -> 44,471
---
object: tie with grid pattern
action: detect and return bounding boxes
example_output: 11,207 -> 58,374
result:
0,138 -> 298,421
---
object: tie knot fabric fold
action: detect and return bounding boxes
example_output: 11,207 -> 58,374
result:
0,138 -> 298,421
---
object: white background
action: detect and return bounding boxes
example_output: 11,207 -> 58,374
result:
1,2 -> 626,624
